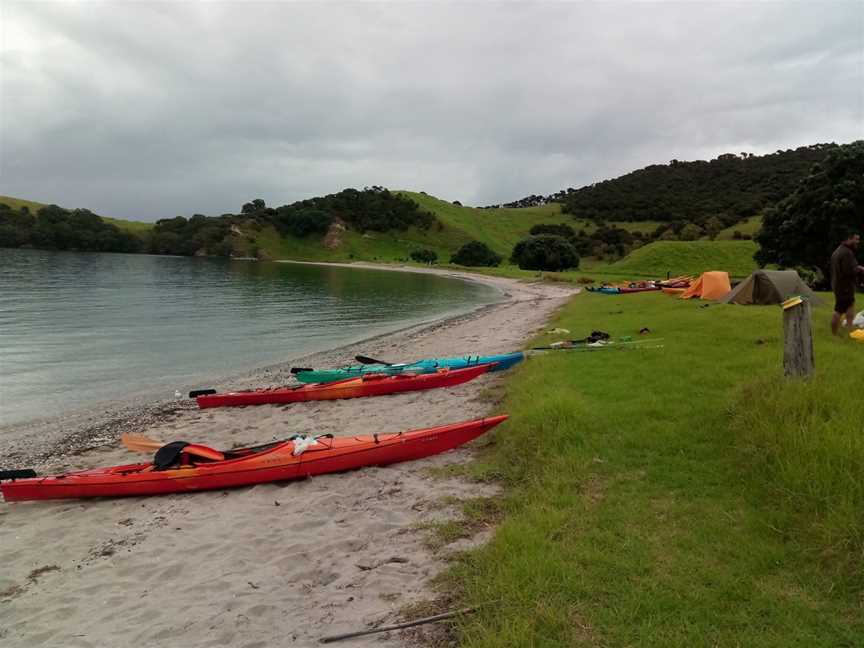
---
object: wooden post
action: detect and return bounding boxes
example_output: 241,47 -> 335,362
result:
783,299 -> 814,378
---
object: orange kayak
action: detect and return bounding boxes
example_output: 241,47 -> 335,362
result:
0,416 -> 508,501
195,363 -> 494,409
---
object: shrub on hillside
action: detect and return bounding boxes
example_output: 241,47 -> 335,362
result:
529,223 -> 575,240
279,207 -> 333,237
511,235 -> 580,271
270,187 -> 435,236
569,225 -> 635,259
679,224 -> 704,241
450,240 -> 502,267
409,248 -> 438,264
704,216 -> 725,240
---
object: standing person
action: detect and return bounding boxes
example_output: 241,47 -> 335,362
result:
830,232 -> 864,335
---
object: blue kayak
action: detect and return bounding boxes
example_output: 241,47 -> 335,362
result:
293,352 -> 525,384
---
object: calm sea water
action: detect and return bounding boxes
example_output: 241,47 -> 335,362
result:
0,249 -> 500,426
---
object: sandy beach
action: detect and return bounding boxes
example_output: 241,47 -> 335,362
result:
0,265 -> 577,648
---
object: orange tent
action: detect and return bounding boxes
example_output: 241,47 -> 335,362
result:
680,271 -> 731,300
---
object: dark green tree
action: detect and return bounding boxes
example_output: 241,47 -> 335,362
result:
409,249 -> 438,264
755,140 -> 864,274
450,240 -> 502,267
276,207 -> 333,237
511,235 -> 580,271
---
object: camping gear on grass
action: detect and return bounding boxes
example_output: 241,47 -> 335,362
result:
719,270 -> 822,306
291,352 -> 524,384
662,287 -> 687,296
0,416 -> 508,501
658,275 -> 693,289
192,363 -> 494,408
851,329 -> 864,343
588,276 -> 691,296
588,281 -> 659,295
586,285 -> 620,294
617,285 -> 661,294
680,272 -> 731,300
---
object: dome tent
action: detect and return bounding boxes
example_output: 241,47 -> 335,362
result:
679,271 -> 731,300
719,270 -> 821,306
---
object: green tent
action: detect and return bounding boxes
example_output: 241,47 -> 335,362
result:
719,270 -> 821,305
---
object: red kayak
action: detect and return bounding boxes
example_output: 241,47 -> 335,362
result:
0,416 -> 508,502
195,363 -> 494,409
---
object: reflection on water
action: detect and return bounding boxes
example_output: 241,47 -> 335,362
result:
0,249 -> 500,425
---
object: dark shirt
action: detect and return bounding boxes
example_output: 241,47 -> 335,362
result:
830,244 -> 858,296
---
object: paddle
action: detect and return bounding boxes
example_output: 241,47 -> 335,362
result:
355,355 -> 392,366
122,433 -> 164,453
290,367 -> 313,374
529,344 -> 665,353
188,389 -> 217,398
0,469 -> 37,481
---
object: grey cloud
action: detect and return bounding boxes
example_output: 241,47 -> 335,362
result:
1,1 -> 861,220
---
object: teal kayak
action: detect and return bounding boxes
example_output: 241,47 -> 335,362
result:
293,352 -> 524,384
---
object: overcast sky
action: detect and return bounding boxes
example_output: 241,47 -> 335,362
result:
1,1 -> 862,221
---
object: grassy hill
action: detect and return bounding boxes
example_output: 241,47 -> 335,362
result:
595,240 -> 759,279
717,215 -> 762,240
401,192 -> 571,253
0,195 -> 153,234
245,192 -> 575,262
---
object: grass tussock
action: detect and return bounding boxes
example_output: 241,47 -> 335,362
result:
448,291 -> 862,647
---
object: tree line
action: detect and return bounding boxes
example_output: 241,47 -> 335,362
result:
491,144 -> 839,227
0,187 -> 437,257
756,140 -> 864,284
0,204 -> 143,253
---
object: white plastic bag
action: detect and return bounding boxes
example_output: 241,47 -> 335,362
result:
291,435 -> 320,456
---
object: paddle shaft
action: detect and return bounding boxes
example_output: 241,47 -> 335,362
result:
355,354 -> 393,366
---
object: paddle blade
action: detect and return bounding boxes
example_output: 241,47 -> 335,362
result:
121,433 -> 164,453
189,389 -> 217,398
355,355 -> 392,366
0,469 -> 37,481
183,444 -> 225,461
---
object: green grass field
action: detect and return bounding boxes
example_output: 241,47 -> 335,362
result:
597,240 -> 759,279
399,192 -> 572,254
0,195 -> 153,234
440,292 -> 862,647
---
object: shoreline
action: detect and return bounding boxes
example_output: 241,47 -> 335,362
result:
1,264 -> 578,648
0,262 -> 511,467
